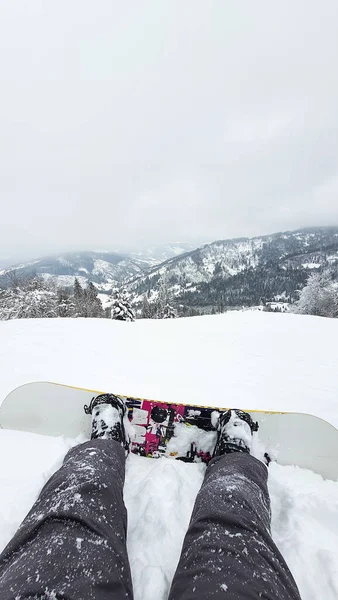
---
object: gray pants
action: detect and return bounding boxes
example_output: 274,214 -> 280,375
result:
0,440 -> 301,600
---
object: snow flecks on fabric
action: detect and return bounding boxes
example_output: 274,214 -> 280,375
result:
0,440 -> 133,600
22,464 -> 96,526
1,430 -> 338,600
76,537 -> 84,551
168,454 -> 301,600
201,468 -> 270,530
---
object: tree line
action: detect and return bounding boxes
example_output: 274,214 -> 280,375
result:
1,268 -> 337,322
0,275 -> 181,322
0,276 -> 105,320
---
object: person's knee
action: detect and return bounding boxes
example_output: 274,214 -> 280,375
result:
64,438 -> 123,463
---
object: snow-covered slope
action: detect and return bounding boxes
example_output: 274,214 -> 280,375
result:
130,241 -> 208,266
0,244 -> 204,289
0,312 -> 337,600
128,227 -> 338,307
2,229 -> 338,308
0,251 -> 152,289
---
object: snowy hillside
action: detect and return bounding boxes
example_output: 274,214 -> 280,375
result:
128,226 -> 338,307
2,229 -> 338,311
0,251 -> 151,289
0,312 -> 338,600
0,243 -> 203,290
130,241 -> 208,266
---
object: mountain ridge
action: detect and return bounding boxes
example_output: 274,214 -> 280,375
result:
126,226 -> 338,309
0,242 -> 203,290
1,227 -> 338,310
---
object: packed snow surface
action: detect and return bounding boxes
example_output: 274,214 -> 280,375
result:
0,312 -> 338,600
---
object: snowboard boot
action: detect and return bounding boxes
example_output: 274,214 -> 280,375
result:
84,394 -> 130,453
213,409 -> 259,457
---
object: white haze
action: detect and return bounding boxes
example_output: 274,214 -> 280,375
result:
0,1 -> 338,262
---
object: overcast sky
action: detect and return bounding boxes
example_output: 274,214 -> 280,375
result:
1,1 -> 338,261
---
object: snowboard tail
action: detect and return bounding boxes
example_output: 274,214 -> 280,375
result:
1,381 -> 338,481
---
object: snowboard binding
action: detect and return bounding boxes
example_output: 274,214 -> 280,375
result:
213,409 -> 259,457
84,393 -> 126,416
84,393 -> 130,453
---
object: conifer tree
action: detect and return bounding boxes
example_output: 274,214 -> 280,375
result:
141,294 -> 153,319
162,302 -> 178,319
86,282 -> 104,318
57,288 -> 76,317
73,278 -> 87,317
110,288 -> 135,321
156,275 -> 178,319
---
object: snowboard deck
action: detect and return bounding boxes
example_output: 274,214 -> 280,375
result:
1,381 -> 338,481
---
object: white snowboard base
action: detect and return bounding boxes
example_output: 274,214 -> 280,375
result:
0,382 -> 337,481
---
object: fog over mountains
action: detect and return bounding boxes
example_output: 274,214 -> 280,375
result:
1,228 -> 338,309
0,243 -> 204,289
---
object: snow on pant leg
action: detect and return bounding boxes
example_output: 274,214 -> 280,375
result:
169,453 -> 301,600
0,439 -> 133,600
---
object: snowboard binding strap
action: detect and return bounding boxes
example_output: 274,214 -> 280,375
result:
217,409 -> 259,433
84,393 -> 126,416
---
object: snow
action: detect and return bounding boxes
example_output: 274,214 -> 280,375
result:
41,274 -> 88,288
266,301 -> 290,312
97,292 -> 111,309
327,254 -> 338,263
130,242 -> 203,264
302,262 -> 321,269
92,258 -> 119,279
0,312 -> 338,599
0,259 -> 41,277
57,257 -> 73,268
130,237 -> 266,291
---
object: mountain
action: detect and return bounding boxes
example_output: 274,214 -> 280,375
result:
2,228 -> 338,309
0,242 -> 204,290
129,241 -> 209,266
127,227 -> 338,309
0,251 -> 151,289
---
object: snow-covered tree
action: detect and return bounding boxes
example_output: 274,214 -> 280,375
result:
155,275 -> 178,319
162,302 -> 178,319
140,294 -> 153,319
294,271 -> 338,318
0,275 -> 107,321
72,279 -> 103,318
57,288 -> 76,317
86,282 -> 104,318
73,278 -> 85,317
0,276 -> 58,320
110,288 -> 135,321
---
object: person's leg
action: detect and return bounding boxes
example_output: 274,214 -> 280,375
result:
0,395 -> 133,600
169,410 -> 301,600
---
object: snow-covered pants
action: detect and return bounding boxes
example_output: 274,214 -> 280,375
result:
169,453 -> 301,600
0,441 -> 301,600
0,440 -> 132,600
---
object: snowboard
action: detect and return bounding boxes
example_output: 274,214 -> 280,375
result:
1,381 -> 338,481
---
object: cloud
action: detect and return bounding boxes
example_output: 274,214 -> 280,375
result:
0,0 -> 338,261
